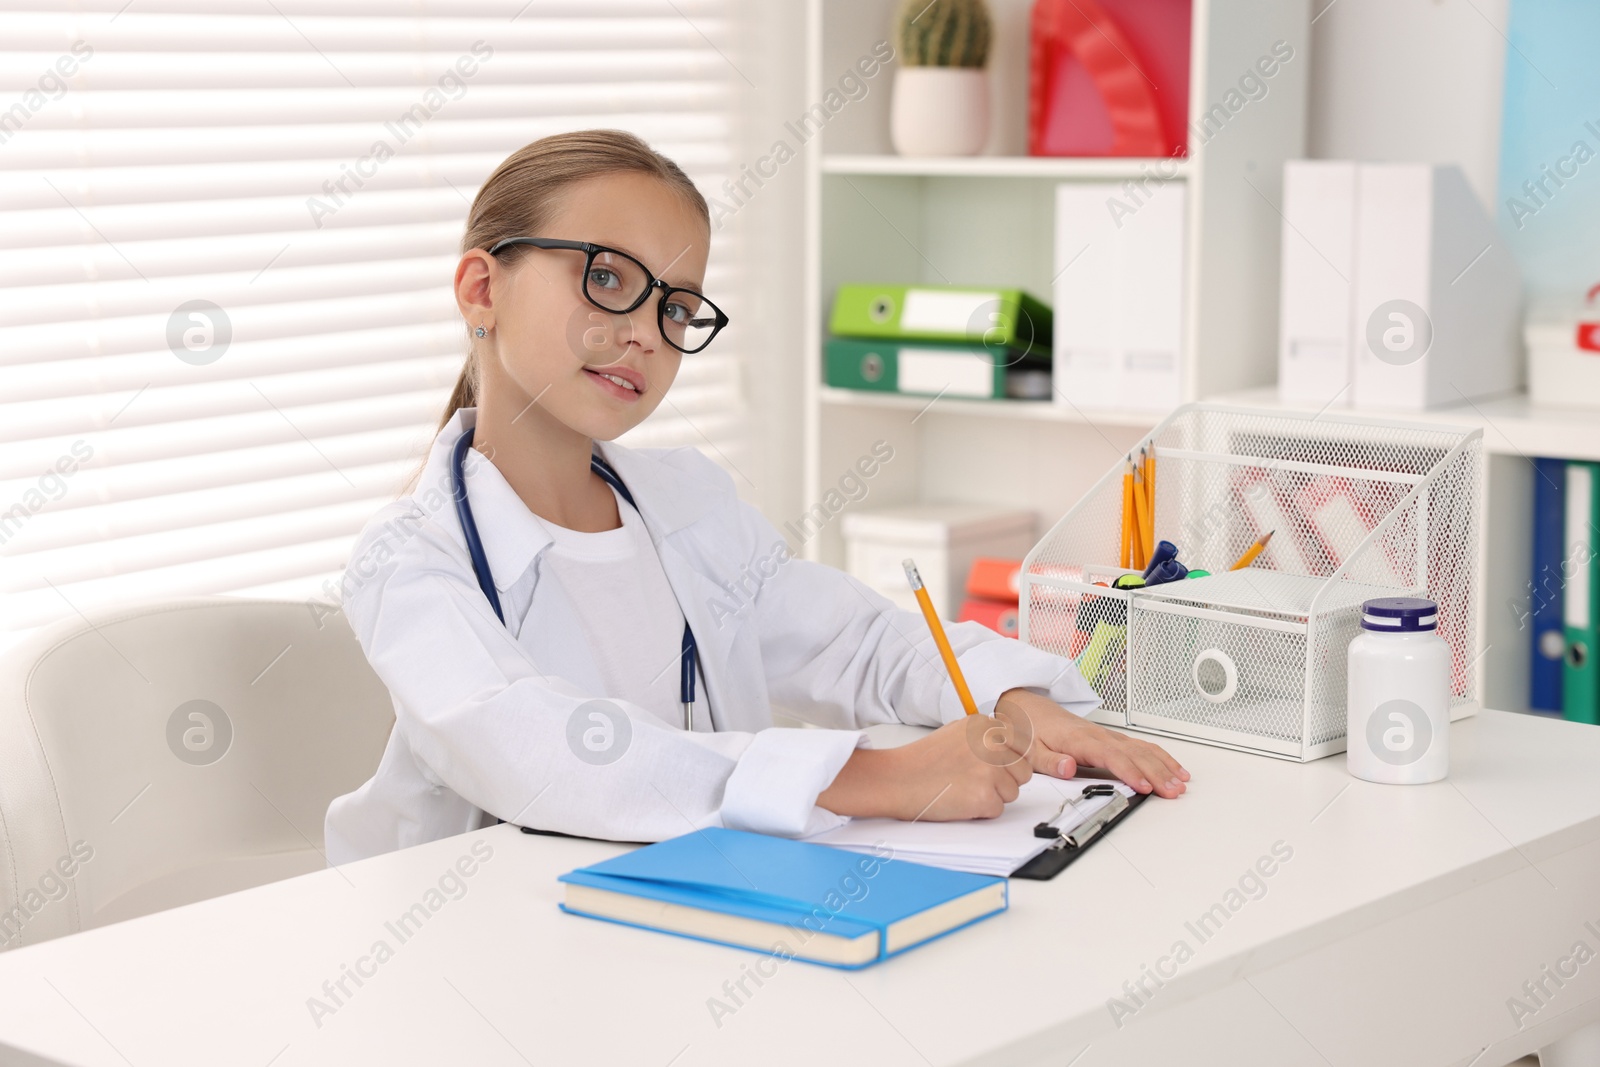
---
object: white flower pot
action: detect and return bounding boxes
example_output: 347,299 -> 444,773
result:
889,67 -> 991,157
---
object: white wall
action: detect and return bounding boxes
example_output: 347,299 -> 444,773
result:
1306,0 -> 1509,206
734,1 -> 811,525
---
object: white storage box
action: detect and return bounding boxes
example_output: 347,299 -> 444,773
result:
1276,162 -> 1521,411
1054,180 -> 1186,413
843,504 -> 1036,618
1020,404 -> 1482,762
1527,301 -> 1600,410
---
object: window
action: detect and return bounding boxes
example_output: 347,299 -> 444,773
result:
0,2 -> 747,649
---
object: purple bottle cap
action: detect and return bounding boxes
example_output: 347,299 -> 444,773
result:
1361,596 -> 1438,632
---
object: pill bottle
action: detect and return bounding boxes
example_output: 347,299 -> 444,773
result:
1346,597 -> 1450,784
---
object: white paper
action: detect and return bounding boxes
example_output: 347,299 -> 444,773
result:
808,776 -> 1137,877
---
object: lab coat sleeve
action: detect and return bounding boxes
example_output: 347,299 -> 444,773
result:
737,504 -> 1101,730
343,527 -> 862,844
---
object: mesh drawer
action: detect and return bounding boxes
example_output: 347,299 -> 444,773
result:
1025,565 -> 1130,724
1128,603 -> 1309,746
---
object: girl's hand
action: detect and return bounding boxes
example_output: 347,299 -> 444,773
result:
817,718 -> 1033,822
994,687 -> 1190,799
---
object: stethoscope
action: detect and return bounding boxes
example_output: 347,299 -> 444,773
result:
451,426 -> 701,731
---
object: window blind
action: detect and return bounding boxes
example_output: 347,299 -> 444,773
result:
0,0 -> 747,646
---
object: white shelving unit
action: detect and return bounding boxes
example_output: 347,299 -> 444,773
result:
798,1 -> 1595,722
821,154 -> 1191,180
801,0 -> 1313,569
817,386 -> 1157,426
1213,386 -> 1600,464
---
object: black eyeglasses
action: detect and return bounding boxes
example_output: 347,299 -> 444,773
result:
486,237 -> 729,354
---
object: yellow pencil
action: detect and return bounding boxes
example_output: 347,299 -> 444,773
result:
1120,461 -> 1134,569
1128,461 -> 1145,569
1230,530 -> 1275,571
1139,446 -> 1155,558
1143,445 -> 1156,525
1131,464 -> 1152,570
903,559 -> 980,716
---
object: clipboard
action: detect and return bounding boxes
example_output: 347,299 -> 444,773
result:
522,773 -> 1154,883
1010,784 -> 1152,881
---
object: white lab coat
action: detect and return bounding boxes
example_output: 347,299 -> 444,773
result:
324,407 -> 1099,864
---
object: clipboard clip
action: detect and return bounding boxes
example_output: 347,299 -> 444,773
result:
1034,783 -> 1124,849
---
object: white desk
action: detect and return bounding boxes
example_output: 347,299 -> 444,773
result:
0,710 -> 1597,1067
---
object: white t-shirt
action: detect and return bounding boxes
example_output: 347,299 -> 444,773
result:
499,486 -> 707,730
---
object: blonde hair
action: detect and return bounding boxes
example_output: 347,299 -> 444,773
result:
400,129 -> 708,493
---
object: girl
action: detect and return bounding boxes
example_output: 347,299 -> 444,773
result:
324,130 -> 1187,865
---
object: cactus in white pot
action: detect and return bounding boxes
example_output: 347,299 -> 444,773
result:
890,0 -> 994,156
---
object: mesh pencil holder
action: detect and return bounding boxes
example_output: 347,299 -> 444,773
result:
1020,403 -> 1482,762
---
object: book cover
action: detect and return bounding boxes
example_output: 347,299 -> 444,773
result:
1530,457 -> 1566,712
558,828 -> 1007,968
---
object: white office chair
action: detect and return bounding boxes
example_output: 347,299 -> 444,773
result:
0,596 -> 394,950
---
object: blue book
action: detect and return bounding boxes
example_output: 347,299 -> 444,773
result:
558,828 -> 1007,969
1530,457 -> 1566,712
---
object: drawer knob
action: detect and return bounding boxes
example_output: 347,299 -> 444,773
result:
1192,648 -> 1239,703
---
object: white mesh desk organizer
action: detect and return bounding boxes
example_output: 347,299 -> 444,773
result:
1020,404 -> 1482,761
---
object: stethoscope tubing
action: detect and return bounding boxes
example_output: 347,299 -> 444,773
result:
451,427 -> 700,724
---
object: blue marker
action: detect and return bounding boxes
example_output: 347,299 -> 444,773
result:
1144,559 -> 1189,587
1142,540 -> 1178,580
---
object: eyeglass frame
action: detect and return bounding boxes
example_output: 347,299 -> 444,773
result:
484,236 -> 729,354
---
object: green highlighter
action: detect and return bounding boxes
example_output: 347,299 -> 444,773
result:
1075,622 -> 1127,690
830,283 -> 1053,350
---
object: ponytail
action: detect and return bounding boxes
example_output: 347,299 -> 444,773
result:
440,350 -> 479,432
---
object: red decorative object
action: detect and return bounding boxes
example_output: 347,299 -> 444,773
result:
1578,282 -> 1600,352
1028,0 -> 1191,158
958,598 -> 1019,638
965,557 -> 1023,601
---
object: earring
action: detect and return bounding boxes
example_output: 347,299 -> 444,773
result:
474,324 -> 487,338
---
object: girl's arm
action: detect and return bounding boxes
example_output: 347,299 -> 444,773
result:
733,504 -> 1100,731
680,449 -> 1188,810
735,508 -> 1188,802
